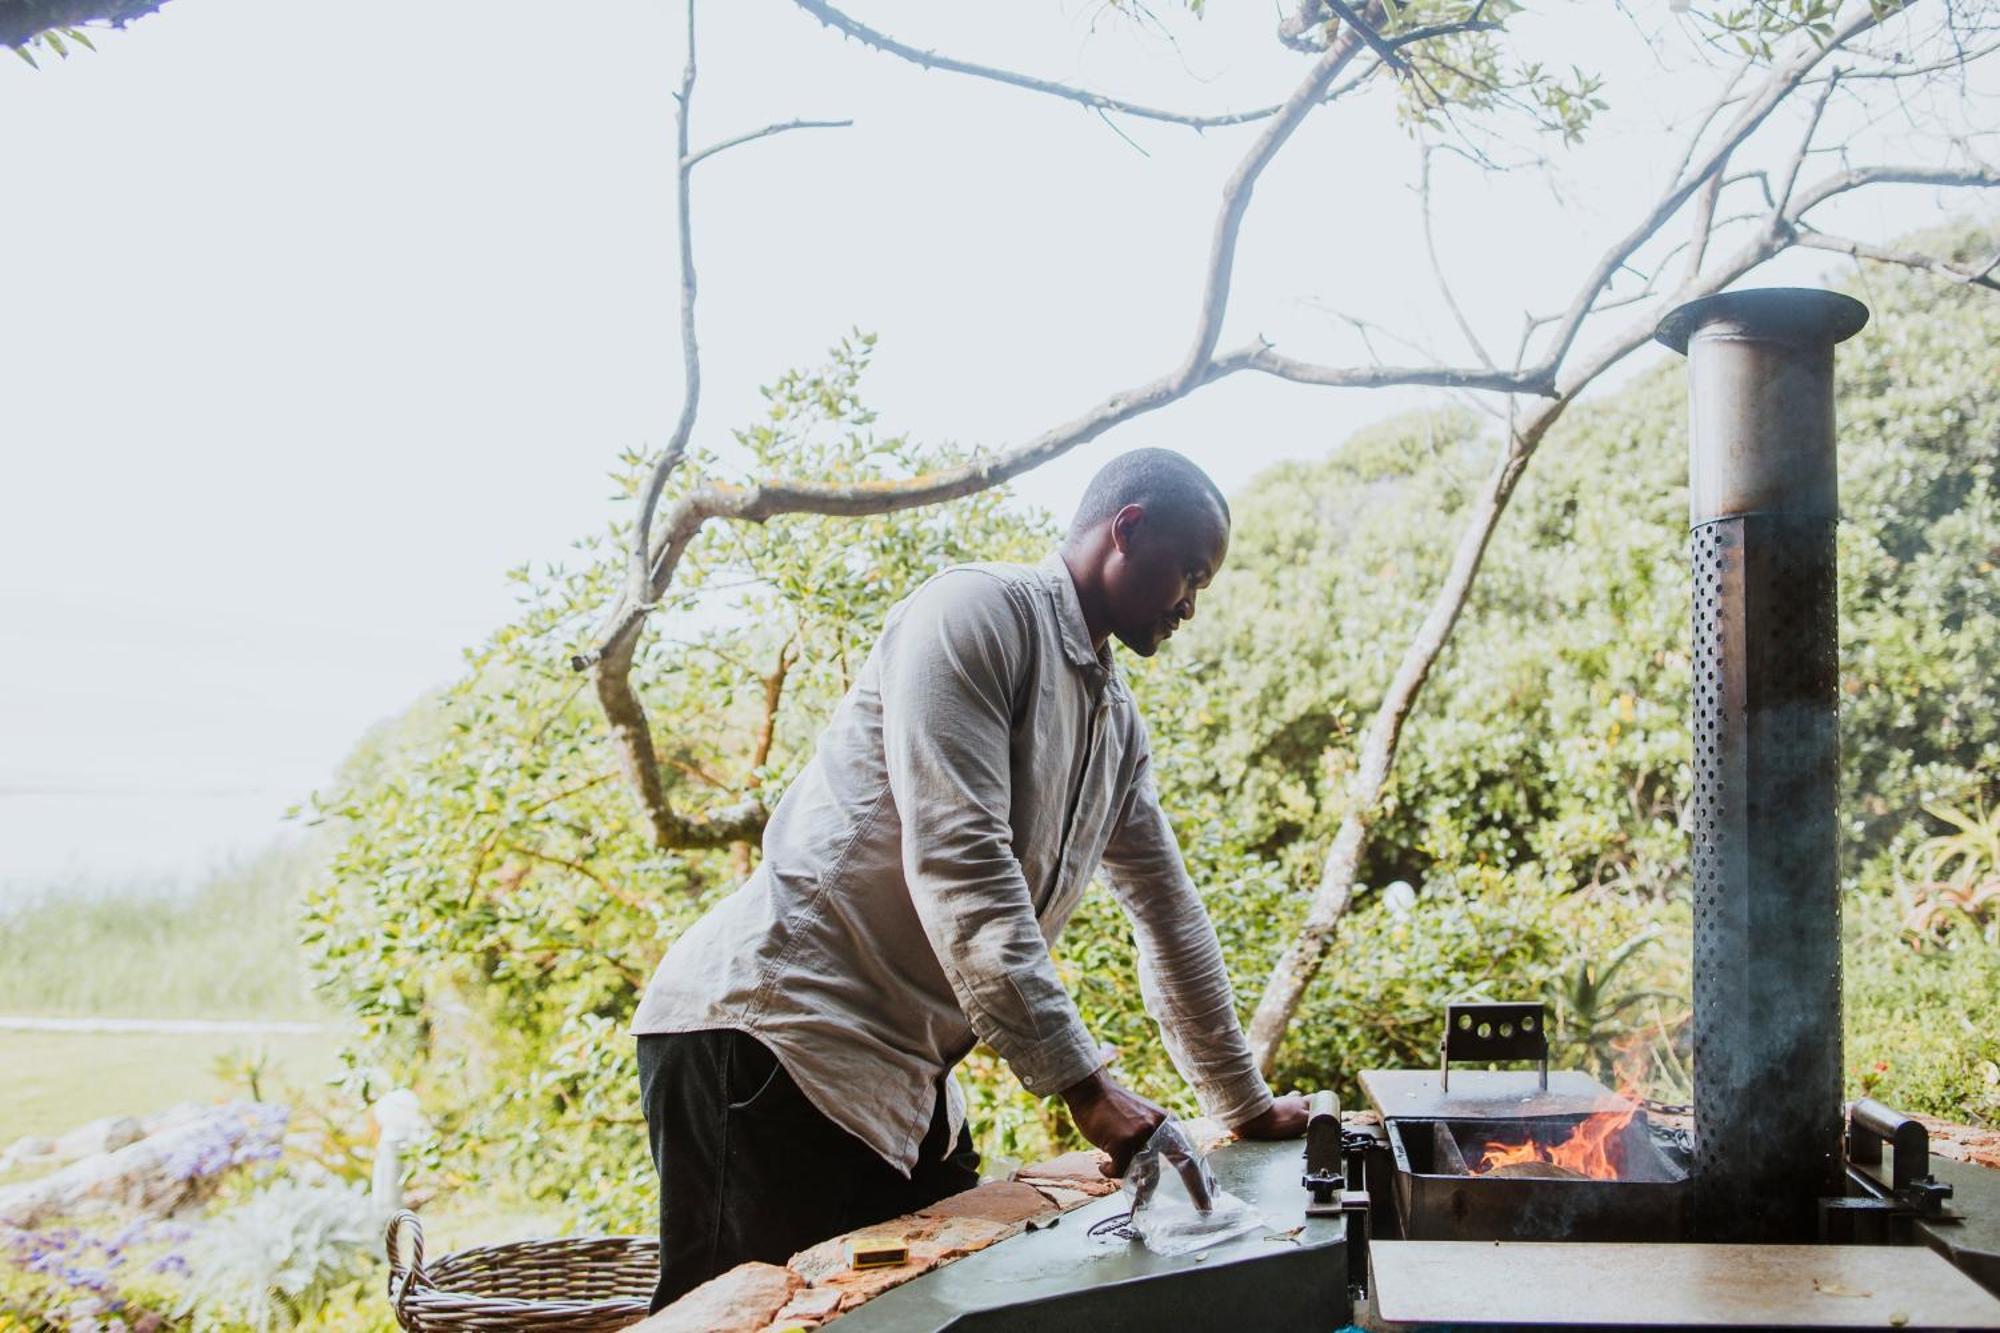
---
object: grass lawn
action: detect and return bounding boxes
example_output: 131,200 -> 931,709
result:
0,1028 -> 345,1145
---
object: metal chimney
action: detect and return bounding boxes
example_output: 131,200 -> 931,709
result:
1655,288 -> 1869,1243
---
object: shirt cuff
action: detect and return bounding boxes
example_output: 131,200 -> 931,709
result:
1204,1075 -> 1276,1132
1008,1025 -> 1106,1098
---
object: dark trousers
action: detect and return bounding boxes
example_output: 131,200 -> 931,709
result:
637,1028 -> 980,1312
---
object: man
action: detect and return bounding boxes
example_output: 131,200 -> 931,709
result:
631,447 -> 1306,1310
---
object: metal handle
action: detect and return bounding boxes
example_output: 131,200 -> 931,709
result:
1848,1099 -> 1952,1215
1303,1090 -> 1343,1204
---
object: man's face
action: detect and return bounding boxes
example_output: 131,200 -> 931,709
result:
1103,500 -> 1230,657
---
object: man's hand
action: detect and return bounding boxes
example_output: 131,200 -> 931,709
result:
1232,1093 -> 1310,1140
1061,1068 -> 1167,1177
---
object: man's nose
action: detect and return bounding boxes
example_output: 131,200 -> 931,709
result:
1176,591 -> 1197,622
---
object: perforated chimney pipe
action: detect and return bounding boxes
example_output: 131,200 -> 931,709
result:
1656,288 -> 1869,1244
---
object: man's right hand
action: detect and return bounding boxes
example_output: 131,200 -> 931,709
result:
1060,1067 -> 1167,1178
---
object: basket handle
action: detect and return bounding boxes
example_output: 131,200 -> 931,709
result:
384,1208 -> 429,1317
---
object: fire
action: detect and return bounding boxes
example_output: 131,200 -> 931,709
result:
1476,1103 -> 1640,1181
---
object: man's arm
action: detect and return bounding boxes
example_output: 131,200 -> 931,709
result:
1099,745 -> 1305,1139
880,574 -> 1108,1109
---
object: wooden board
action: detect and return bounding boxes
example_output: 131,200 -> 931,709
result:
1360,1068 -> 1629,1122
1370,1241 -> 2000,1329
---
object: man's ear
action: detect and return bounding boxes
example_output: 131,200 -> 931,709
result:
1109,503 -> 1146,555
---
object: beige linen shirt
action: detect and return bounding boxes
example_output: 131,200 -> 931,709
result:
631,553 -> 1272,1175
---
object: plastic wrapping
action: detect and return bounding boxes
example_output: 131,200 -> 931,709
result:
1122,1119 -> 1264,1256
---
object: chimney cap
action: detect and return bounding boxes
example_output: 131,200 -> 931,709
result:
1656,287 -> 1869,355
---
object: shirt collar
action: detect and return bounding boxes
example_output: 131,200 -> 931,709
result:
1038,552 -> 1129,703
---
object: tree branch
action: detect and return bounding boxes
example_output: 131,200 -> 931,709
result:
1683,148 -> 1731,283
1525,3 -> 1880,378
789,0 -> 1287,129
1788,160 -> 2000,214
586,4 -> 1378,853
1420,143 -> 1497,371
1773,69 -> 1842,214
1790,226 -> 2000,291
1217,342 -> 1551,394
627,0 -> 704,610
683,117 -> 854,172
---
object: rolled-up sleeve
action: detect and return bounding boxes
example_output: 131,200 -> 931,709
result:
881,573 -> 1104,1098
1099,745 -> 1273,1129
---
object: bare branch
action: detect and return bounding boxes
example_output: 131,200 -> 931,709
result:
789,0 -> 1287,129
587,7 -> 1377,852
627,0 -> 705,610
1789,160 -> 2000,214
1774,70 -> 1842,214
1803,38 -> 2000,82
1526,4 -> 1880,378
1683,148 -> 1730,282
683,117 -> 854,172
1667,58 -> 1752,191
1791,227 -> 2000,290
1176,18 -> 1377,379
1218,342 -> 1553,395
1420,144 -> 1497,370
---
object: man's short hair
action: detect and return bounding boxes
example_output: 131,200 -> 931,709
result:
1067,448 -> 1230,541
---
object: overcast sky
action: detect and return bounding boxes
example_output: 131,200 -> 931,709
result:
1,0 -> 1989,893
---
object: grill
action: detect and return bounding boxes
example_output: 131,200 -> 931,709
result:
1363,1000 -> 1691,1245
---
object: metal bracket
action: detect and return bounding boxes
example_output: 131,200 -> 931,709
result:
1299,1089 -> 1377,1298
1439,1001 -> 1549,1092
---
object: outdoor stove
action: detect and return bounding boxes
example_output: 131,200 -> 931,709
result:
1363,1000 -> 1692,1245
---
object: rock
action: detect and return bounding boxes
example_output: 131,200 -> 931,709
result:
786,1234 -> 850,1285
0,1103 -> 279,1228
915,1180 -> 1057,1226
0,1137 -> 55,1172
1021,1181 -> 1100,1210
1013,1149 -> 1119,1200
625,1261 -> 800,1333
1013,1149 -> 1114,1182
52,1116 -> 144,1162
772,1284 -> 843,1324
909,1214 -> 1016,1261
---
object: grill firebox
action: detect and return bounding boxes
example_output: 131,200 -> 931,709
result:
1385,1113 -> 1689,1242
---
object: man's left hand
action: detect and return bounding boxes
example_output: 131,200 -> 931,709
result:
1232,1094 -> 1309,1140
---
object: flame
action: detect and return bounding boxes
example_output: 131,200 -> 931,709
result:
1476,1102 -> 1640,1181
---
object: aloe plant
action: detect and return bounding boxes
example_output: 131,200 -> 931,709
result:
1548,931 -> 1680,1085
1903,795 -> 2000,946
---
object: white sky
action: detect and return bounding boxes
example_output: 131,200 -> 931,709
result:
0,0 -> 1989,891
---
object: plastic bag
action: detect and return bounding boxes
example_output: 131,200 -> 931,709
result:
1122,1119 -> 1264,1257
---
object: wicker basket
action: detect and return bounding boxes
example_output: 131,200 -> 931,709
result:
385,1210 -> 659,1332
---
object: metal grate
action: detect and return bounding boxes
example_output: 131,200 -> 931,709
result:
1689,520 -> 1731,1191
